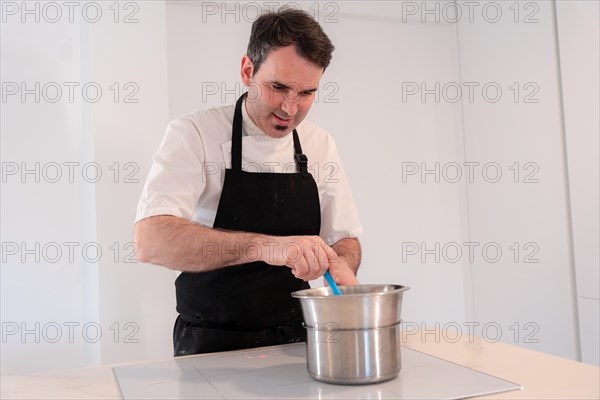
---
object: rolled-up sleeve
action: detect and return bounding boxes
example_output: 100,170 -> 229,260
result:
135,117 -> 206,223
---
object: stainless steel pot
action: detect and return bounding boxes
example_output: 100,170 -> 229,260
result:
292,284 -> 409,385
305,323 -> 402,384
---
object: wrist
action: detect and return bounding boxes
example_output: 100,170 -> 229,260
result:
251,234 -> 277,264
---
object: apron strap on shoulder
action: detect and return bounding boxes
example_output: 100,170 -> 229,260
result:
231,93 -> 247,171
292,130 -> 308,174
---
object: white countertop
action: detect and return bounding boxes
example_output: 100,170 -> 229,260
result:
2,330 -> 599,399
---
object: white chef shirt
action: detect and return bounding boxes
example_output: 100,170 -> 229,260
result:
135,100 -> 363,245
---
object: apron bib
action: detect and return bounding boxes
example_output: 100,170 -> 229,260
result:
173,93 -> 321,355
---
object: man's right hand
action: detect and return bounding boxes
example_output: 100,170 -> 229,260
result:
260,235 -> 338,281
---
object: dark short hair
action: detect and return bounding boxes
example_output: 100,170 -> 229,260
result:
247,9 -> 335,75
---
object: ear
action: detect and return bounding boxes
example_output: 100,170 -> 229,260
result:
240,55 -> 254,86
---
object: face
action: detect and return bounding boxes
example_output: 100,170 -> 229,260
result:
240,45 -> 324,139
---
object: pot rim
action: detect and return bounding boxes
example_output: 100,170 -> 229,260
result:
291,284 -> 410,299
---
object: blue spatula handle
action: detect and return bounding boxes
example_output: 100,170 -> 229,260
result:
324,270 -> 342,296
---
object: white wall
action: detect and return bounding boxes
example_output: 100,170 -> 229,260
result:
555,0 -> 600,366
1,0 -> 598,375
86,1 -> 176,366
1,6 -> 100,374
1,1 -> 175,374
456,0 -> 579,360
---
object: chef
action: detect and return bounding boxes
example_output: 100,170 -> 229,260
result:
134,9 -> 363,356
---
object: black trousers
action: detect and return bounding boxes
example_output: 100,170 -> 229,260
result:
173,315 -> 306,357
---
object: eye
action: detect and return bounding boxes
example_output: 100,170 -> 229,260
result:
272,84 -> 285,91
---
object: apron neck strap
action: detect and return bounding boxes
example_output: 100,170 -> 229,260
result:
232,93 -> 246,171
232,93 -> 308,174
292,130 -> 308,174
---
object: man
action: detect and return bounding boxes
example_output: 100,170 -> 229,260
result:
134,9 -> 363,356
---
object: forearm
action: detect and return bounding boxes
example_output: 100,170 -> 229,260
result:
331,237 -> 361,275
134,215 -> 338,280
134,215 -> 267,272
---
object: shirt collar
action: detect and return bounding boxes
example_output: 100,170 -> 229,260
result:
242,98 -> 266,137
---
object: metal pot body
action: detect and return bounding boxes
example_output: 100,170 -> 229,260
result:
305,324 -> 402,384
292,284 -> 409,384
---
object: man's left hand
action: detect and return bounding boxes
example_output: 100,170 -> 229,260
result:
325,256 -> 359,286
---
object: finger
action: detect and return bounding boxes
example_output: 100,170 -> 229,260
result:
340,269 -> 359,285
309,242 -> 328,279
340,274 -> 359,285
304,245 -> 323,280
291,256 -> 310,280
335,266 -> 359,286
298,239 -> 322,280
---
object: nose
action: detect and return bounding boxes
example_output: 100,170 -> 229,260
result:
281,95 -> 298,117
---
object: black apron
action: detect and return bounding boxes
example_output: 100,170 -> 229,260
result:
173,93 -> 321,356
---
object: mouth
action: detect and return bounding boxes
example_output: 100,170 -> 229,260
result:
272,113 -> 292,125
